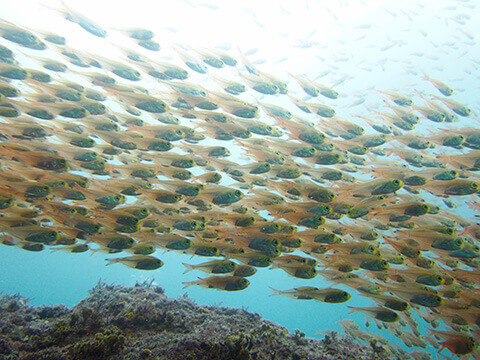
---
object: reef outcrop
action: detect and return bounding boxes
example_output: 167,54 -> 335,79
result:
0,282 -> 388,359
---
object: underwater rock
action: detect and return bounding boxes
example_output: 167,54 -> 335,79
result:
0,282 -> 388,360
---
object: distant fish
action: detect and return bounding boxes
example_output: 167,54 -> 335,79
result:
51,1 -> 108,38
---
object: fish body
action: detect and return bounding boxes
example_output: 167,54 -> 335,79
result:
348,306 -> 400,323
183,275 -> 250,291
270,286 -> 350,303
106,255 -> 163,270
183,260 -> 238,274
58,2 -> 107,37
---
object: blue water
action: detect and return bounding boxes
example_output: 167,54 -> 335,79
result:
1,240 -> 361,336
1,0 -> 480,358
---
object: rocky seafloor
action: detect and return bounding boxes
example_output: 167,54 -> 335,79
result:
0,282 -> 389,360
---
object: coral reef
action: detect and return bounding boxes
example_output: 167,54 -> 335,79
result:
0,282 -> 388,360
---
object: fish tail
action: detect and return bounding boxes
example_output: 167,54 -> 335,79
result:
268,287 -> 281,296
182,262 -> 194,274
105,258 -> 120,266
269,262 -> 281,270
182,279 -> 200,289
41,1 -> 68,17
90,248 -> 103,256
347,306 -> 360,314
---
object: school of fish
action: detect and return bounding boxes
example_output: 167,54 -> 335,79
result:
0,2 -> 479,359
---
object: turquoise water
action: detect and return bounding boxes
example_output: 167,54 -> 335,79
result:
1,1 -> 480,358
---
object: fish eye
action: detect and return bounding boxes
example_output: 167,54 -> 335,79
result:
49,232 -> 56,238
422,205 -> 429,209
271,249 -> 281,256
235,190 -> 242,196
393,180 -> 400,185
128,239 -> 134,244
472,183 -> 478,189
43,186 -> 49,191
114,196 -> 120,201
437,276 -> 442,280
